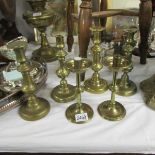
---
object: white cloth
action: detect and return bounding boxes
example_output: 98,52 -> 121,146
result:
0,43 -> 155,153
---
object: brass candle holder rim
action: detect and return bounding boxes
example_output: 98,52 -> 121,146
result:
102,55 -> 131,71
65,58 -> 92,73
6,36 -> 28,50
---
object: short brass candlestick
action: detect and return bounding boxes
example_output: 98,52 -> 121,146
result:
84,26 -> 108,94
51,35 -> 76,103
7,39 -> 50,121
115,29 -> 137,96
98,55 -> 130,121
65,58 -> 94,124
23,9 -> 57,62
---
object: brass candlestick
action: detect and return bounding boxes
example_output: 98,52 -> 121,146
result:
84,26 -> 108,94
51,35 -> 76,103
115,28 -> 137,96
98,55 -> 130,121
7,38 -> 50,121
65,58 -> 94,124
23,6 -> 57,62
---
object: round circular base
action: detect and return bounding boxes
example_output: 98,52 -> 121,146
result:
19,97 -> 50,121
115,79 -> 137,96
51,84 -> 76,103
84,78 -> 108,94
32,46 -> 57,62
98,100 -> 126,121
66,103 -> 94,124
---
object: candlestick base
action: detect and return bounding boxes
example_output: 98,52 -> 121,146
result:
65,103 -> 94,124
51,84 -> 76,103
98,100 -> 126,121
115,79 -> 137,96
19,97 -> 50,121
33,46 -> 57,62
84,78 -> 108,94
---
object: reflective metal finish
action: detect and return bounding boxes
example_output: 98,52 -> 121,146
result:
114,28 -> 137,96
84,26 -> 108,94
51,35 -> 76,103
23,2 -> 58,62
7,38 -> 50,121
98,55 -> 130,121
65,58 -> 94,124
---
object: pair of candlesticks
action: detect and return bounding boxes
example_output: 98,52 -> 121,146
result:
6,25 -> 137,124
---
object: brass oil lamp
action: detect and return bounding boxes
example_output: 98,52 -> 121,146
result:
7,38 -> 50,121
23,0 -> 57,62
51,35 -> 76,103
65,58 -> 94,124
84,26 -> 108,94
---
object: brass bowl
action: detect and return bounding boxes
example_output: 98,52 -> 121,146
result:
102,55 -> 131,72
23,10 -> 54,28
65,58 -> 92,73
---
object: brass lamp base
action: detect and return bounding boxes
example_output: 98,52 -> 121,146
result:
33,46 -> 57,62
115,79 -> 137,96
19,97 -> 50,121
140,74 -> 155,110
84,78 -> 108,94
98,100 -> 126,121
51,84 -> 76,103
65,103 -> 94,124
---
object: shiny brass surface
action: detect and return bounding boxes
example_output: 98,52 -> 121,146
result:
102,55 -> 131,71
115,28 -> 137,96
84,26 -> 108,94
7,38 -> 50,121
23,10 -> 57,62
51,35 -> 76,103
65,58 -> 94,124
98,55 -> 130,121
140,75 -> 155,110
98,100 -> 126,121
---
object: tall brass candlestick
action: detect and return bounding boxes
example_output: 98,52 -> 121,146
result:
98,55 -> 130,121
84,26 -> 108,94
7,39 -> 50,121
115,28 -> 137,96
65,58 -> 94,124
51,35 -> 76,103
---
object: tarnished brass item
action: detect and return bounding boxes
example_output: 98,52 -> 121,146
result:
65,58 -> 94,124
140,75 -> 155,110
23,2 -> 57,62
51,35 -> 76,103
98,54 -> 130,121
84,26 -> 108,94
7,39 -> 50,121
115,28 -> 137,96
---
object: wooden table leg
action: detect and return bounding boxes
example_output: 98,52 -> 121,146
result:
139,0 -> 152,64
67,0 -> 75,52
100,0 -> 107,27
78,0 -> 92,80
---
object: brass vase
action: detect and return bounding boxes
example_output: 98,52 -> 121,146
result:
7,38 -> 50,121
84,26 -> 108,94
51,35 -> 76,103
